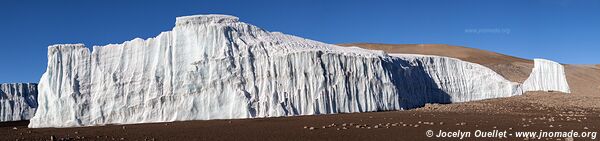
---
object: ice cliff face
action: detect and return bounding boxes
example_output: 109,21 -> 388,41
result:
390,54 -> 522,104
0,83 -> 38,122
523,59 -> 571,93
30,14 -> 528,128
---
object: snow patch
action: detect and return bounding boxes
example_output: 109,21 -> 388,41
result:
523,59 -> 571,93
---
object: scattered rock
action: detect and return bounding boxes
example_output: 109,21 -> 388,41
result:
422,103 -> 440,110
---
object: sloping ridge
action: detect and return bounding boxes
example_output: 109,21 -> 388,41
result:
339,43 -> 598,96
338,43 -> 533,82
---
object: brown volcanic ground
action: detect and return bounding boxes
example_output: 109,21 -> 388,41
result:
1,43 -> 599,141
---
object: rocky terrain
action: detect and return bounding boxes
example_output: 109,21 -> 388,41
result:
0,93 -> 598,141
1,43 -> 598,140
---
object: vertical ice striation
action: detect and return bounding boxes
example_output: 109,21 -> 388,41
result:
523,59 -> 571,93
31,44 -> 91,127
30,14 -> 523,128
390,54 -> 522,105
0,83 -> 38,122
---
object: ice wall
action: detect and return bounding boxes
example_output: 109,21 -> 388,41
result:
30,14 -> 521,128
391,54 -> 522,105
522,59 -> 571,93
0,83 -> 38,122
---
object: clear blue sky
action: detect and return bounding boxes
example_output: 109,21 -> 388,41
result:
1,0 -> 599,83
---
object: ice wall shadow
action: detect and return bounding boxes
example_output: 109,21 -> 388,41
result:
384,58 -> 452,109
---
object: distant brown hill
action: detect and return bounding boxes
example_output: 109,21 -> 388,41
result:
338,43 -> 534,82
338,43 -> 600,97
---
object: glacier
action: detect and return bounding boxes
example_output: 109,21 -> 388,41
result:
0,83 -> 38,122
523,59 -> 571,93
389,54 -> 523,103
29,14 -> 563,128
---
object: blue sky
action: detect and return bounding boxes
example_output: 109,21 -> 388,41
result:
1,0 -> 599,83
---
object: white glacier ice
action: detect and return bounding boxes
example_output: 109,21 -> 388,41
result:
390,54 -> 523,103
0,83 -> 38,122
522,59 -> 571,93
28,14 -> 564,128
